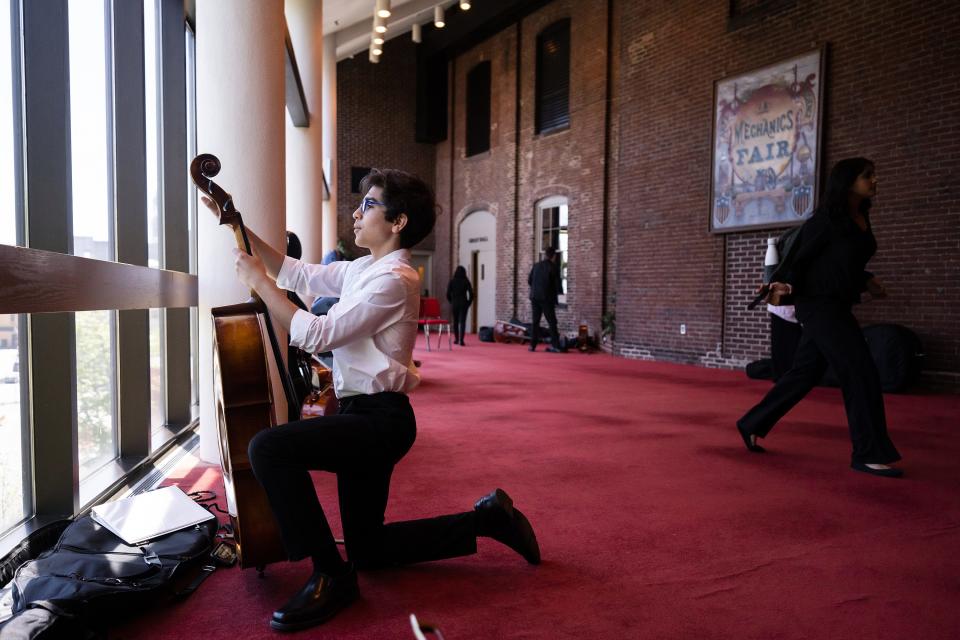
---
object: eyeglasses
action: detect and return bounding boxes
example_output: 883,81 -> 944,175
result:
360,197 -> 386,214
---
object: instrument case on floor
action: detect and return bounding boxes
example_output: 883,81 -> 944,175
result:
0,511 -> 218,639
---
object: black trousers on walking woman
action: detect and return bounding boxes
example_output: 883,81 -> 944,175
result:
451,302 -> 469,343
737,302 -> 900,464
248,392 -> 477,572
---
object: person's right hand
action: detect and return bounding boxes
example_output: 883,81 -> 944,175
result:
765,282 -> 792,305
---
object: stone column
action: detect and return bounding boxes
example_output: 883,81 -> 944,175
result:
195,0 -> 287,462
321,35 -> 338,256
285,0 -> 324,264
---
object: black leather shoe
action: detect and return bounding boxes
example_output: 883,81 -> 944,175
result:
270,564 -> 359,632
474,489 -> 541,565
851,462 -> 904,478
736,423 -> 765,453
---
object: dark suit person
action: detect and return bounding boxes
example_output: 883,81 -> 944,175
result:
528,247 -> 564,352
736,157 -> 901,478
446,265 -> 473,346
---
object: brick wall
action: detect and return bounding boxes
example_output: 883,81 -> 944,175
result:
615,0 -> 960,382
336,37 -> 437,264
336,0 -> 960,384
434,0 -> 611,333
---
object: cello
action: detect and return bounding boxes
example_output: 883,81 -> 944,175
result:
190,153 -> 300,572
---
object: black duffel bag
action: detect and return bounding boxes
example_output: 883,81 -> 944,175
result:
0,511 -> 219,639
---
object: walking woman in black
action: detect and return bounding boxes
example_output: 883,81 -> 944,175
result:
736,157 -> 902,477
446,265 -> 473,346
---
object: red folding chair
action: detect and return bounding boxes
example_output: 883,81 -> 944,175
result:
417,297 -> 451,351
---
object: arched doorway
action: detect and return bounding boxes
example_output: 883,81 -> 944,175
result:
458,211 -> 496,333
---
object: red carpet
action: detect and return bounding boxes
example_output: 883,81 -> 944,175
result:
115,335 -> 960,639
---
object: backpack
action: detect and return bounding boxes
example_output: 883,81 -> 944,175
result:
0,511 -> 219,639
747,223 -> 805,309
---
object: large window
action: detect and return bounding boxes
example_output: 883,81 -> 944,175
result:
466,61 -> 491,157
535,19 -> 571,135
69,1 -> 119,479
186,24 -> 199,414
2,1 -> 28,538
537,196 -> 568,304
145,0 -> 166,441
0,315 -> 26,534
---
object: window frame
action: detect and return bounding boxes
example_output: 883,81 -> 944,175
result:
465,60 -> 491,157
1,0 -> 199,553
535,195 -> 569,305
534,18 -> 571,136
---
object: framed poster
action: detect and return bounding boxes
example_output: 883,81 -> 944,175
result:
709,48 -> 825,233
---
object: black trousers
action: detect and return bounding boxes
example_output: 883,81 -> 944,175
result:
738,303 -> 900,464
530,300 -> 561,349
769,313 -> 803,381
248,392 -> 477,571
451,303 -> 469,343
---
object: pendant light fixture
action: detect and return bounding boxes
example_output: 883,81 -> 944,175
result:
460,1 -> 471,10
375,0 -> 391,19
412,22 -> 422,43
434,5 -> 445,28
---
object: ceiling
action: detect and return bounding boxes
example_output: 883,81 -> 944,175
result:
324,0 -> 460,60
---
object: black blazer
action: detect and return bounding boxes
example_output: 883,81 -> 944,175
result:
446,278 -> 473,307
778,211 -> 876,314
528,259 -> 562,304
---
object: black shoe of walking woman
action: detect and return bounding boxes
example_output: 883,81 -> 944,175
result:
851,462 -> 903,478
736,423 -> 765,453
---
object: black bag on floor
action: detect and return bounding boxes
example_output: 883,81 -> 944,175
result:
478,325 -> 494,342
0,512 -> 218,639
862,323 -> 924,392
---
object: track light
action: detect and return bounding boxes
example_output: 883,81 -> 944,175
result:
374,14 -> 387,34
376,0 -> 391,19
434,5 -> 445,28
412,22 -> 422,43
460,1 -> 471,10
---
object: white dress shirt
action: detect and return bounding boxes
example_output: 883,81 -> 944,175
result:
276,248 -> 421,398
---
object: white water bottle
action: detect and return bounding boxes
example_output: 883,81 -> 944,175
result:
763,237 -> 779,283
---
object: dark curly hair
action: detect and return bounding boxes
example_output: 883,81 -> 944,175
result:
359,169 -> 438,248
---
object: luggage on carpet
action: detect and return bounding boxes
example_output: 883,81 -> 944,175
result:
0,505 -> 219,639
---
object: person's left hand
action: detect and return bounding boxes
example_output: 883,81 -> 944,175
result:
233,248 -> 267,290
866,277 -> 888,299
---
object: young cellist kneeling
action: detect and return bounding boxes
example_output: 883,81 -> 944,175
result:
204,169 -> 540,632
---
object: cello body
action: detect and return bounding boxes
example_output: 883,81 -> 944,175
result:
191,154 -> 298,571
211,301 -> 286,570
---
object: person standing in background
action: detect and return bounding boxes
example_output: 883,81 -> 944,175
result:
446,265 -> 473,346
528,247 -> 564,353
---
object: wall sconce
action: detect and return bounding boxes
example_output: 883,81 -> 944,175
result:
434,5 -> 445,28
376,0 -> 391,19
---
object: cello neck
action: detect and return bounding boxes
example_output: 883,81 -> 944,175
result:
190,153 -> 303,422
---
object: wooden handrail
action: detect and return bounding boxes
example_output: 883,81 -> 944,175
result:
0,244 -> 197,313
